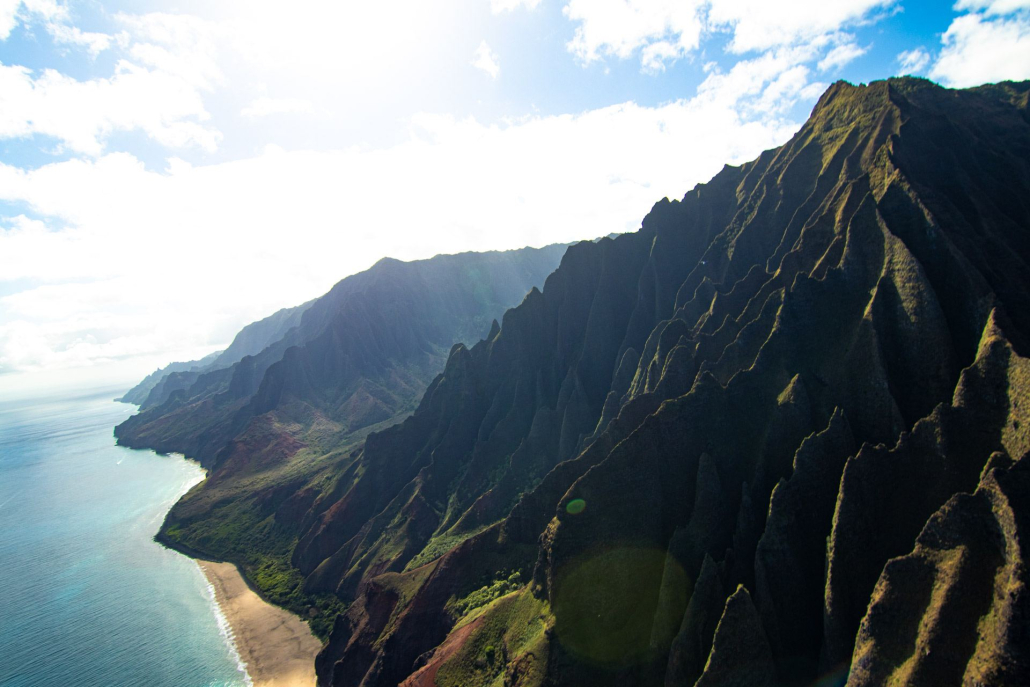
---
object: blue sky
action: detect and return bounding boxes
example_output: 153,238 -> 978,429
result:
1,0 -> 1028,397
0,0 -> 970,167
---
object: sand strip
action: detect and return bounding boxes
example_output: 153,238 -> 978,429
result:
198,560 -> 322,687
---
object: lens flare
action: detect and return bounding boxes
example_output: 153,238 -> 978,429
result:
552,546 -> 689,668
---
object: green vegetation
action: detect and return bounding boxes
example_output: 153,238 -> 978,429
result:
250,557 -> 346,638
119,243 -> 568,647
164,507 -> 347,638
450,571 -> 522,618
404,526 -> 489,571
435,588 -> 552,687
161,452 -> 351,638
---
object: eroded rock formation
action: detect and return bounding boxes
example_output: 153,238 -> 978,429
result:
304,78 -> 1030,686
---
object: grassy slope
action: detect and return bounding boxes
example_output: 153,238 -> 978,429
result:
159,409 -> 412,638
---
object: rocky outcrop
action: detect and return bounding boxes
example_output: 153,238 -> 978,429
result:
823,308 -> 1030,671
694,586 -> 774,687
847,457 -> 1030,686
664,555 -> 724,687
754,409 -> 856,682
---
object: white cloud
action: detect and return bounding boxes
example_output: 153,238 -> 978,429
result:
931,6 -> 1030,87
222,1 -> 455,91
116,12 -> 222,91
707,0 -> 895,54
818,41 -> 867,71
753,65 -> 817,114
564,0 -> 704,70
690,40 -> 828,119
0,1 -> 112,55
0,61 -> 220,155
0,1 -> 19,39
955,0 -> 1030,14
0,215 -> 104,281
241,96 -> 314,118
491,0 -> 543,12
0,76 -> 803,378
13,0 -> 63,22
562,0 -> 895,71
45,21 -> 111,55
472,39 -> 500,78
897,47 -> 930,74
0,7 -> 224,156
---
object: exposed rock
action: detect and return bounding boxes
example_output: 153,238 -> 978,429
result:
665,555 -> 725,687
693,586 -> 774,687
823,308 -> 1030,669
848,459 -> 1030,686
754,409 -> 856,683
313,79 -> 1030,687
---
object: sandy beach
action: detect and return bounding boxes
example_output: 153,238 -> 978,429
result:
198,560 -> 323,687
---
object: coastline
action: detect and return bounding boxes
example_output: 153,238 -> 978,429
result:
197,560 -> 322,687
136,441 -> 324,686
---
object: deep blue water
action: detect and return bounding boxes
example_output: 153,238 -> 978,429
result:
0,390 -> 249,687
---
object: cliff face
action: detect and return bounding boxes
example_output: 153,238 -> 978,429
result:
305,78 -> 1030,686
118,300 -> 315,408
117,350 -> 223,406
117,246 -> 567,464
114,244 -> 567,635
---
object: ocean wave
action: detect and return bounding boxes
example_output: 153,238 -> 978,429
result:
199,563 -> 253,687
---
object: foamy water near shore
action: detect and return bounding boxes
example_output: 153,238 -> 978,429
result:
0,394 -> 250,686
199,565 -> 253,687
198,560 -> 323,687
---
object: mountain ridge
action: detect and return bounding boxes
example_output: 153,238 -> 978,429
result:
292,77 -> 1030,686
115,76 -> 1030,685
114,243 -> 568,634
116,244 -> 570,465
119,298 -> 316,409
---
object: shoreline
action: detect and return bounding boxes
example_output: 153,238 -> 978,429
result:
197,559 -> 322,687
136,441 -> 323,686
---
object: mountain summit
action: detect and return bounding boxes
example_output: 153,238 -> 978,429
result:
298,78 -> 1029,686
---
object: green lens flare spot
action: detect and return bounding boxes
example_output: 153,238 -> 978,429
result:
566,498 -> 586,515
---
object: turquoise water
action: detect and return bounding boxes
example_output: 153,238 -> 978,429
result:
0,390 -> 249,687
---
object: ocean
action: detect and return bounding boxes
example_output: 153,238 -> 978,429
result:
0,390 -> 249,687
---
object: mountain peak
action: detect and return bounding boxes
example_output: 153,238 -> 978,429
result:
304,79 -> 1030,687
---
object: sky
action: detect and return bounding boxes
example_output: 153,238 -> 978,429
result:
1,0 -> 1029,400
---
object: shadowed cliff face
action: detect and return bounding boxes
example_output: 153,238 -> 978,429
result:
307,78 -> 1030,686
116,246 -> 568,467
112,244 -> 567,635
118,299 -> 317,407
